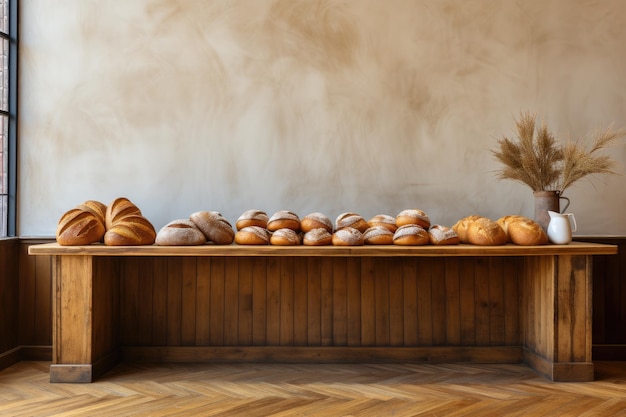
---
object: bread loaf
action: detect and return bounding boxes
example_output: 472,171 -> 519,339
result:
332,227 -> 364,246
392,224 -> 429,246
428,225 -> 460,245
267,210 -> 301,232
497,215 -> 548,246
335,212 -> 369,233
190,211 -> 235,245
363,226 -> 394,245
104,215 -> 156,246
155,219 -> 207,246
76,200 -> 107,225
56,208 -> 106,246
303,228 -> 333,246
236,210 -> 269,230
105,197 -> 142,230
301,212 -> 333,233
235,226 -> 270,245
270,228 -> 301,246
465,217 -> 507,246
451,215 -> 482,243
396,209 -> 431,229
367,214 -> 398,233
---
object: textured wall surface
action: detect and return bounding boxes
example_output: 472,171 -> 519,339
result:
18,0 -> 626,235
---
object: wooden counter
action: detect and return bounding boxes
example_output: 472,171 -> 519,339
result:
29,242 -> 617,383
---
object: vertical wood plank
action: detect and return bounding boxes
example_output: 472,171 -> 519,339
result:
181,258 -> 198,345
122,258 -> 139,346
488,258 -> 505,345
360,257 -> 375,346
332,258 -> 347,346
503,257 -> 520,345
445,258 -> 461,345
474,257 -> 490,345
402,258 -> 418,346
136,258 -> 154,345
307,258 -> 322,345
151,258 -> 168,346
389,258 -> 404,346
166,258 -> 183,346
431,259 -> 446,345
223,258 -> 239,345
238,257 -> 253,345
195,257 -> 211,345
416,258 -> 433,345
18,244 -> 36,345
209,257 -> 225,345
320,257 -> 334,346
293,257 -> 308,346
459,258 -> 476,345
252,257 -> 267,346
34,253 -> 52,346
346,257 -> 361,346
266,257 -> 281,345
279,257 -> 294,345
374,258 -> 390,345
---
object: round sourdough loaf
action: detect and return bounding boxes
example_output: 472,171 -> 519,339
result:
155,219 -> 206,246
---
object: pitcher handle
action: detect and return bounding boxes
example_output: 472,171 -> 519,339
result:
569,213 -> 577,233
559,195 -> 570,213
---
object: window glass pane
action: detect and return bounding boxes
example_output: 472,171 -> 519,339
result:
1,115 -> 7,236
1,37 -> 7,112
0,1 -> 6,34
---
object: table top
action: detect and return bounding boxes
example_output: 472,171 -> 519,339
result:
28,241 -> 618,257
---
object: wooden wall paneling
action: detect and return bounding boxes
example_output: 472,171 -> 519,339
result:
279,257 -> 294,345
374,257 -> 390,346
166,258 -> 183,346
307,257 -> 322,345
0,240 -> 19,357
332,258 -> 347,346
346,258 -> 361,347
252,257 -> 268,346
33,253 -> 52,346
416,258 -> 433,345
360,257 -> 375,346
92,257 -> 120,361
488,258 -> 506,346
181,257 -> 198,346
430,258 -> 446,345
459,258 -> 476,345
151,258 -> 168,346
18,243 -> 36,346
474,258 -> 491,345
502,257 -> 520,346
292,257 -> 307,346
444,258 -> 461,345
136,258 -> 155,346
121,257 -> 139,346
265,257 -> 281,345
320,257 -> 334,346
223,257 -> 239,345
402,258 -> 418,346
591,250 -> 607,343
238,257 -> 253,345
388,258 -> 405,346
195,257 -> 211,345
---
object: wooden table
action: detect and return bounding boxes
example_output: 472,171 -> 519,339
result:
29,242 -> 617,383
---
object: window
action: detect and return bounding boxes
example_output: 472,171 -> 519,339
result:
0,0 -> 15,237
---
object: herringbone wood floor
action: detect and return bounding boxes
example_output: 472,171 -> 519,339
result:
1,361 -> 625,416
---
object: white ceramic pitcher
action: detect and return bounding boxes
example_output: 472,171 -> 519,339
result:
547,210 -> 577,244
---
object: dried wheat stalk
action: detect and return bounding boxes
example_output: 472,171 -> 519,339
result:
492,112 -> 625,193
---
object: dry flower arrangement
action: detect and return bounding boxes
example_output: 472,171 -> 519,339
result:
491,112 -> 625,193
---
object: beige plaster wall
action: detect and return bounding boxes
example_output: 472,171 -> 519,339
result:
18,0 -> 626,236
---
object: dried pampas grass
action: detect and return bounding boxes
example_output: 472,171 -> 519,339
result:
491,112 -> 625,193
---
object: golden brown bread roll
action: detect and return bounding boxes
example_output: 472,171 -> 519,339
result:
155,219 -> 207,246
190,211 -> 235,245
270,228 -> 301,246
396,209 -> 431,229
235,226 -> 270,245
332,227 -> 364,246
76,200 -> 107,225
428,225 -> 460,245
464,217 -> 507,246
335,212 -> 369,233
367,214 -> 398,233
363,226 -> 394,245
267,210 -> 301,232
105,197 -> 142,230
104,215 -> 156,246
236,210 -> 269,231
497,215 -> 548,246
303,228 -> 333,246
56,208 -> 106,246
301,212 -> 333,233
393,224 -> 430,246
451,215 -> 482,243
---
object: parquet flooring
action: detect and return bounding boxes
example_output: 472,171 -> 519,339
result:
1,361 -> 626,416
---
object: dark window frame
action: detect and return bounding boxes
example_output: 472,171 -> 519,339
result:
1,0 -> 16,237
